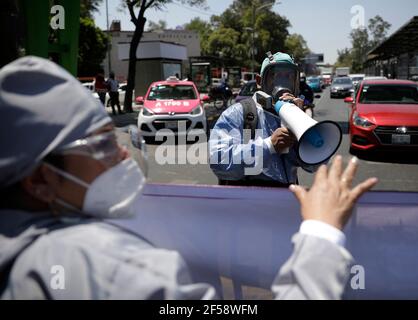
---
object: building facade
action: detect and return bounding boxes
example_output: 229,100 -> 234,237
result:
365,16 -> 418,80
102,20 -> 200,82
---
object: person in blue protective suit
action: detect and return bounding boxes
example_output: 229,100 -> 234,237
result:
209,51 -> 319,188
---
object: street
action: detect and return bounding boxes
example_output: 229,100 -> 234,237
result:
114,88 -> 418,192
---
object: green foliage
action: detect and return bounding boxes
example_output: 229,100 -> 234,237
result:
192,0 -> 290,69
284,34 -> 310,64
368,15 -> 392,49
184,17 -> 212,55
349,28 -> 370,72
78,17 -> 109,76
147,20 -> 167,31
336,15 -> 391,73
335,48 -> 353,68
80,0 -> 103,19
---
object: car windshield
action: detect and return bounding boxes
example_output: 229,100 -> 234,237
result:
147,84 -> 197,100
351,77 -> 364,81
359,85 -> 418,104
333,78 -> 352,85
239,82 -> 257,96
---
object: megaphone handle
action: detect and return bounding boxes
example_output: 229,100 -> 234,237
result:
280,121 -> 290,154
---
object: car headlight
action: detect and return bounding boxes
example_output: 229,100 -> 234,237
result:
190,105 -> 202,115
352,112 -> 374,128
142,107 -> 153,116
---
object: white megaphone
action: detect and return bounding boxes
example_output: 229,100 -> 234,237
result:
274,101 -> 342,165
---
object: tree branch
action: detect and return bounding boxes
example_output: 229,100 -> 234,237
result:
127,0 -> 139,25
144,0 -> 156,11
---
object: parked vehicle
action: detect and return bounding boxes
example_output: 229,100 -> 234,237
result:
345,79 -> 418,154
307,76 -> 322,92
83,81 -> 133,108
208,80 -> 233,104
335,67 -> 350,77
330,77 -> 354,98
136,77 -> 207,137
321,74 -> 333,86
349,74 -> 365,87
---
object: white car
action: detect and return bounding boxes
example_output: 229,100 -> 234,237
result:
349,74 -> 365,86
136,77 -> 207,137
82,81 -> 133,107
364,76 -> 388,81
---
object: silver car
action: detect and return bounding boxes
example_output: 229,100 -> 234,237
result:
330,77 -> 354,98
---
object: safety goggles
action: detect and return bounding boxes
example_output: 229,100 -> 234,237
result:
52,126 -> 148,174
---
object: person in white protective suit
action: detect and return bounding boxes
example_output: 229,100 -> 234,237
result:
0,56 -> 378,299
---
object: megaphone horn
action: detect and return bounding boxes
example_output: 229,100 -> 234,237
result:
274,101 -> 342,166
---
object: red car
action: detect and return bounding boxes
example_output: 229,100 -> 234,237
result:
345,79 -> 418,154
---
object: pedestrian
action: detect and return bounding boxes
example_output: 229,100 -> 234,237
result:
94,69 -> 107,106
209,51 -> 317,188
299,72 -> 315,117
0,56 -> 378,299
107,71 -> 123,115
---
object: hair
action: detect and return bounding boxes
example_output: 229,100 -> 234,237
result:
0,182 -> 25,209
0,154 -> 66,210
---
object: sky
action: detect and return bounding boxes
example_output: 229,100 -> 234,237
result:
93,0 -> 418,64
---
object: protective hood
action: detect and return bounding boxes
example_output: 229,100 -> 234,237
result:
0,56 -> 112,187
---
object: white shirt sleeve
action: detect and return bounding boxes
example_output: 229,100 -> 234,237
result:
299,220 -> 346,248
263,137 -> 277,154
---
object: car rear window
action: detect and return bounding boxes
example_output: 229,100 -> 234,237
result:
148,85 -> 197,100
333,78 -> 352,85
359,84 -> 418,104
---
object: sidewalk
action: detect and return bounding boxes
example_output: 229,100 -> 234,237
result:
107,107 -> 139,128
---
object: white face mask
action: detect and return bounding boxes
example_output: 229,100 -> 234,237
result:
44,158 -> 146,219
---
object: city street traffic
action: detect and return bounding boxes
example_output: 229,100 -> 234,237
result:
114,87 -> 418,192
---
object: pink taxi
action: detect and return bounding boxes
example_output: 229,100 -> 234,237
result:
136,77 -> 207,136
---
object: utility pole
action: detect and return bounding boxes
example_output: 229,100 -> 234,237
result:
251,3 -> 255,80
247,1 -> 278,80
106,0 -> 111,76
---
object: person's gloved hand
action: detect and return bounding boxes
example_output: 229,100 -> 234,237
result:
270,127 -> 296,153
279,93 -> 304,109
289,155 -> 378,230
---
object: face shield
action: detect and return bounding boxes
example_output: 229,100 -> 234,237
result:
51,126 -> 148,176
261,63 -> 300,97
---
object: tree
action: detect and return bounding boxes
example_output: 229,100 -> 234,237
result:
206,27 -> 247,65
349,27 -> 370,72
335,15 -> 391,73
335,48 -> 353,68
78,17 -> 109,76
122,0 -> 206,113
80,0 -> 103,19
205,0 -> 290,70
184,17 -> 213,55
368,15 -> 392,49
285,34 -> 310,64
147,19 -> 167,32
